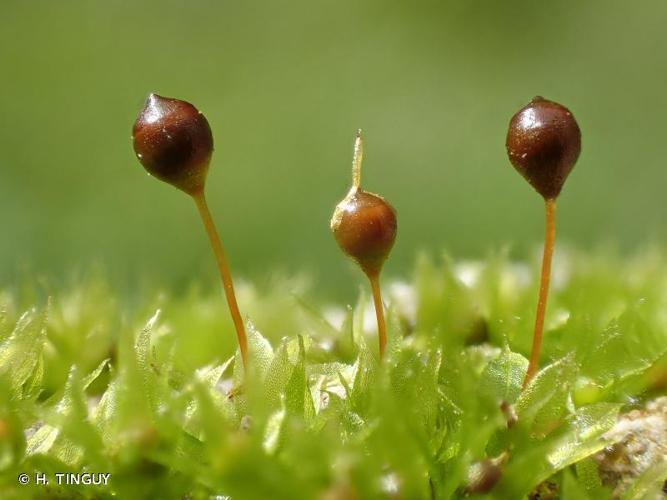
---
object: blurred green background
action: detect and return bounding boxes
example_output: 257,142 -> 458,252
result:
2,0 -> 667,299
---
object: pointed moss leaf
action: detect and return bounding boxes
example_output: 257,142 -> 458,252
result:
60,365 -> 107,465
0,308 -> 47,396
351,340 -> 378,416
516,354 -> 577,435
480,346 -> 528,404
54,366 -> 88,417
337,368 -> 353,401
498,403 -> 621,498
546,402 -> 621,470
581,307 -> 667,389
311,390 -> 347,433
263,338 -> 295,409
81,358 -> 110,390
23,351 -> 45,399
263,400 -> 286,455
308,361 -> 354,379
389,347 -> 443,433
92,377 -> 118,435
309,375 -> 325,415
134,309 -> 161,414
93,358 -> 152,455
233,321 -> 273,385
306,362 -> 354,417
135,309 -> 160,372
195,356 -> 234,389
191,380 -> 235,448
248,322 -> 274,375
28,366 -> 104,468
27,425 -> 60,456
284,336 -> 314,419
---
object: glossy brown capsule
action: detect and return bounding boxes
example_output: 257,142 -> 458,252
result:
331,189 -> 397,278
132,94 -> 213,195
506,96 -> 581,200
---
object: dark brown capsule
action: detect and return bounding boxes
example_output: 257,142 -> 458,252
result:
331,188 -> 397,277
506,96 -> 581,199
132,94 -> 213,195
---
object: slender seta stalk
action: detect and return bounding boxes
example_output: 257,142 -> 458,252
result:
192,191 -> 248,366
368,270 -> 388,358
525,198 -> 556,386
331,131 -> 397,359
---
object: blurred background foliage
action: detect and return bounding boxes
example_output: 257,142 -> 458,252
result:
1,0 -> 667,299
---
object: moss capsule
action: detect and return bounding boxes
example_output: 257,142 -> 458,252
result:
133,94 -> 213,195
132,93 -> 248,367
331,130 -> 397,358
506,96 -> 581,200
331,190 -> 397,278
506,97 -> 581,386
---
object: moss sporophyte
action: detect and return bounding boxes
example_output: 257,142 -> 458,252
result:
331,130 -> 397,359
130,94 -> 579,380
506,96 -> 581,386
132,94 -> 249,367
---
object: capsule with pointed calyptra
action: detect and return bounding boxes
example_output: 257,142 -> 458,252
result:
132,94 -> 249,367
506,96 -> 581,386
331,130 -> 397,359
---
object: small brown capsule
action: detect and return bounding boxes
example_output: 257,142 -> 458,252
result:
331,132 -> 397,278
132,94 -> 213,195
506,96 -> 581,200
331,190 -> 397,278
